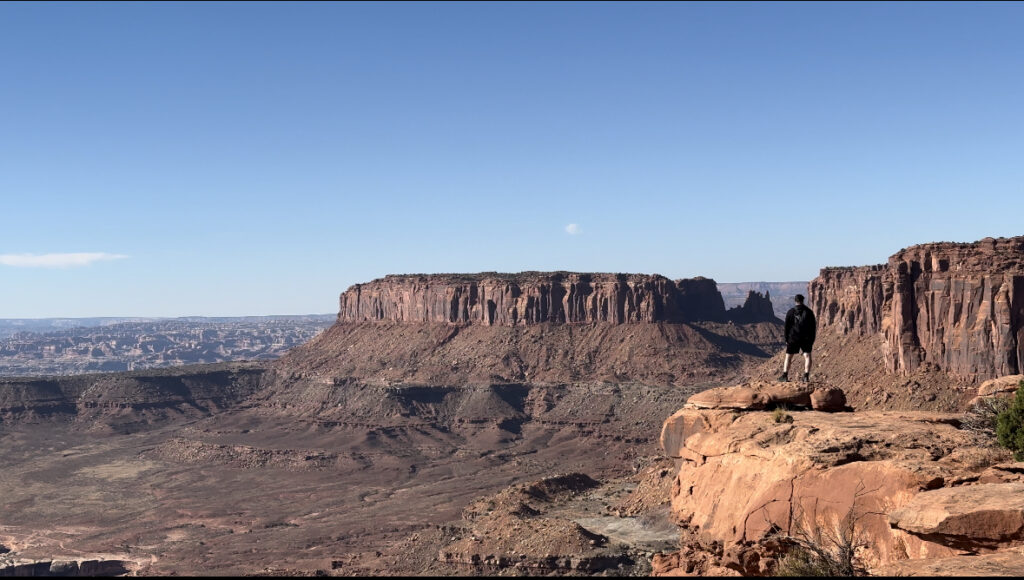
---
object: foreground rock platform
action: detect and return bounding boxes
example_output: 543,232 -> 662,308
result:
656,381 -> 1023,576
684,379 -> 849,412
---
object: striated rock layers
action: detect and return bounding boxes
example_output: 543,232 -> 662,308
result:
338,273 -> 776,326
810,236 -> 1024,381
657,382 -> 1024,576
0,363 -> 265,432
279,272 -> 784,390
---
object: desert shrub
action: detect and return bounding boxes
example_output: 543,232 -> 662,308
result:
768,484 -> 870,576
962,396 -> 1011,437
996,380 -> 1024,461
772,406 -> 794,424
772,513 -> 859,577
775,546 -> 845,577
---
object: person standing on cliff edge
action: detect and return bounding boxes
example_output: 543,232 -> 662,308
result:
779,294 -> 817,382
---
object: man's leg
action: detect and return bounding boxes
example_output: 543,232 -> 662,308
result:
802,351 -> 813,381
781,352 -> 794,381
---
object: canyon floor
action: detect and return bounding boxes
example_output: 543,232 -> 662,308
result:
0,365 -> 718,576
1,317 -> 1004,577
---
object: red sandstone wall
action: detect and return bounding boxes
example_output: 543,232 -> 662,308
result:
337,273 -> 736,326
810,236 -> 1024,380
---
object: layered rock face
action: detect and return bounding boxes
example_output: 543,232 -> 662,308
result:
809,236 -> 1024,381
0,363 -> 265,431
338,273 -> 775,326
809,265 -> 887,336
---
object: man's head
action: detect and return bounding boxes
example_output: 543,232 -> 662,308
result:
795,294 -> 805,304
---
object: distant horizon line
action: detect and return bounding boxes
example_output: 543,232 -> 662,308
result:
2,280 -> 813,321
0,314 -> 337,322
3,280 -> 812,321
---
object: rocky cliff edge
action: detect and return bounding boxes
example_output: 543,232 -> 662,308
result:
654,380 -> 1024,576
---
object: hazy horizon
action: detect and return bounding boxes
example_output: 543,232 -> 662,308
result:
0,278 -> 805,319
3,2 -> 1022,317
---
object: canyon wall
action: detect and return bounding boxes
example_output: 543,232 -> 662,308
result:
809,236 -> 1024,381
338,273 -> 775,326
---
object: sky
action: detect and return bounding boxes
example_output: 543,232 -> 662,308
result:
2,1 -> 1023,318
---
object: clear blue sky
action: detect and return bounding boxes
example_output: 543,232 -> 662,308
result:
2,1 -> 1022,317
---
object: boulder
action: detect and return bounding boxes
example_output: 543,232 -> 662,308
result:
810,387 -> 847,411
978,375 -> 1024,398
889,483 -> 1024,550
48,561 -> 79,574
685,380 -> 815,411
977,463 -> 1024,484
967,374 -> 1024,409
879,547 -> 1024,577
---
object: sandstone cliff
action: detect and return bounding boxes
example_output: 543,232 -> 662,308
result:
337,273 -> 775,326
656,381 -> 1024,576
809,236 -> 1024,382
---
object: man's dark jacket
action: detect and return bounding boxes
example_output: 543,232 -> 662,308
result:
784,304 -> 817,345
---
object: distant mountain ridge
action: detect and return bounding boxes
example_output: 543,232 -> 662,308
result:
0,315 -> 335,339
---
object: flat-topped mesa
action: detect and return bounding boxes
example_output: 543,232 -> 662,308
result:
337,272 -> 767,326
809,236 -> 1024,380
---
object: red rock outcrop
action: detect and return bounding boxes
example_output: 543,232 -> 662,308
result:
684,380 -> 815,411
889,483 -> 1024,551
809,236 -> 1024,381
880,547 -> 1024,577
682,381 -> 848,413
968,374 -> 1024,408
657,382 -> 1022,575
337,273 -> 775,326
726,291 -> 780,323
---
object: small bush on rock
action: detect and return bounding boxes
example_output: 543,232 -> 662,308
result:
962,396 -> 1010,437
772,407 -> 794,424
769,483 -> 870,576
996,380 -> 1024,461
775,545 -> 842,577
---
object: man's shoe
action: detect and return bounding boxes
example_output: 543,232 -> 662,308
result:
778,373 -> 789,382
802,373 -> 810,383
